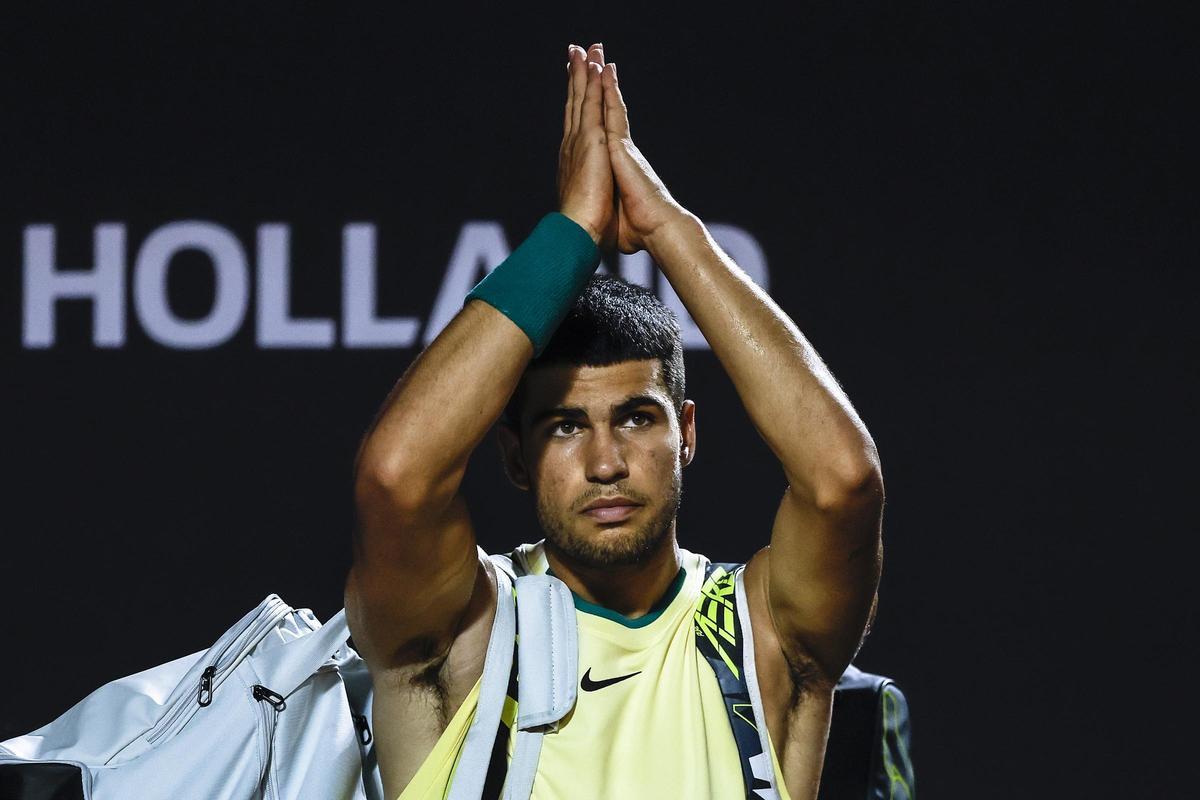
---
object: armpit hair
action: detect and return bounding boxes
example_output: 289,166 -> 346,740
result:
783,649 -> 828,709
387,636 -> 453,728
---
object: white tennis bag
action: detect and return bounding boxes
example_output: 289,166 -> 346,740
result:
0,552 -> 577,800
0,594 -> 377,800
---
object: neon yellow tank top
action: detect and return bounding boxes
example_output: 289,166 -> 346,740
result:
399,544 -> 793,800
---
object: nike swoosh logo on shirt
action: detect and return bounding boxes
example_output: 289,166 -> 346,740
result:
580,667 -> 642,692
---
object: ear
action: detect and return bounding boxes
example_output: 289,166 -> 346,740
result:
679,399 -> 697,467
496,422 -> 531,491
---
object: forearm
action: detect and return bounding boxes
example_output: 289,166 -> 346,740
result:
646,212 -> 880,506
355,210 -> 602,515
355,43 -> 612,529
354,299 -> 532,512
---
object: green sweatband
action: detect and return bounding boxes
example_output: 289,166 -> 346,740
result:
464,212 -> 601,357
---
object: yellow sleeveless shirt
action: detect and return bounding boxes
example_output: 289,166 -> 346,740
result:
398,543 -> 792,799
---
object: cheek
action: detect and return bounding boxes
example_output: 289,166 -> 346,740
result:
637,440 -> 679,483
531,448 -> 574,500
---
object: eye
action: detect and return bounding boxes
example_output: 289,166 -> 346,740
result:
626,412 -> 653,427
551,421 -> 581,437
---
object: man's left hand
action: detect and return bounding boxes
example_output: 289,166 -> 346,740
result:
600,61 -> 692,254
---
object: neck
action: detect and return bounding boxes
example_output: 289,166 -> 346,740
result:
544,526 -> 683,618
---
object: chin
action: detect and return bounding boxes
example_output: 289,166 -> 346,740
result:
538,473 -> 682,568
550,520 -> 668,568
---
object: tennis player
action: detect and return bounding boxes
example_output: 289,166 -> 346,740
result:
346,42 -> 884,800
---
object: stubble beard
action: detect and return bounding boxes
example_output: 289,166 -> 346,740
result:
536,466 -> 684,568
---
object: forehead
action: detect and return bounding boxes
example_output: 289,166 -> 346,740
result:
519,359 -> 670,422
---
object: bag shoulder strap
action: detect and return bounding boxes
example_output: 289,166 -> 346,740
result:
445,552 -> 517,800
695,560 -> 781,799
453,551 -> 577,800
695,562 -> 918,800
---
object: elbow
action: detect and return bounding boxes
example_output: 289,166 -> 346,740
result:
354,458 -> 442,523
814,456 -> 884,513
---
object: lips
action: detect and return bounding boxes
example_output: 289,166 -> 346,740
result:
581,496 -> 641,523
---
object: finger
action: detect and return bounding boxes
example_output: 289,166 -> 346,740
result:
559,61 -> 572,198
570,45 -> 588,132
583,44 -> 608,131
584,43 -> 605,132
586,42 -> 605,69
563,51 -> 575,141
602,62 -> 631,140
580,60 -> 604,133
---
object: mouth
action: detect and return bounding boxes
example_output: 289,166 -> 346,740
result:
580,500 -> 642,524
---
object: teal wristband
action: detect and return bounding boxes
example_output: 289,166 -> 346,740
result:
464,212 -> 601,357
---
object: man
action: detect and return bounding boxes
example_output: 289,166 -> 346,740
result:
346,42 -> 884,800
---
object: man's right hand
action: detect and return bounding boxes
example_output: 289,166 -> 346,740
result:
558,43 -> 616,248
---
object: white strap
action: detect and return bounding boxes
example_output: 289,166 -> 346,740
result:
734,567 -> 782,799
447,556 -> 517,800
427,555 -> 578,799
252,606 -> 352,698
499,570 -> 578,798
513,574 -> 578,730
502,729 -> 544,800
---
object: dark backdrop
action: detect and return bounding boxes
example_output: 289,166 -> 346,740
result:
2,5 -> 1193,798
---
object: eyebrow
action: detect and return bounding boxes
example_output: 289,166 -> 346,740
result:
529,394 -> 668,429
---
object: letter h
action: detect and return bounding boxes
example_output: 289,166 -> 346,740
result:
23,224 -> 126,348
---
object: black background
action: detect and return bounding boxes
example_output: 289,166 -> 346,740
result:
2,4 -> 1194,797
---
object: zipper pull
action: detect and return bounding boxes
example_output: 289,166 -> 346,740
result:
352,713 -> 372,745
197,665 -> 217,707
252,684 -> 287,712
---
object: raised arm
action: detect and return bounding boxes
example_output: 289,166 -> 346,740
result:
599,62 -> 883,685
346,43 -> 615,673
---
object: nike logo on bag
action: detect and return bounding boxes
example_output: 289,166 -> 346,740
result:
580,667 -> 642,692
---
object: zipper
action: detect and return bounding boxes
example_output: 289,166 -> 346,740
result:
198,665 -> 216,706
145,596 -> 291,746
253,683 -> 283,800
352,706 -> 381,800
352,712 -> 372,745
252,684 -> 287,711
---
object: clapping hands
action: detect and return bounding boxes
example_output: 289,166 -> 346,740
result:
557,43 -> 689,255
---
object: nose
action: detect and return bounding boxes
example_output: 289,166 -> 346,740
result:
584,426 -> 629,484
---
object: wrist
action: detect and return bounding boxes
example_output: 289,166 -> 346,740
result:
558,208 -> 604,246
644,208 -> 702,259
463,212 -> 600,357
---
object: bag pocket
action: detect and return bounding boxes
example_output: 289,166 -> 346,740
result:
142,595 -> 291,748
0,757 -> 92,800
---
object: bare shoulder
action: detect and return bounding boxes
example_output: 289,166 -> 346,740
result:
368,554 -> 499,798
744,547 -> 836,800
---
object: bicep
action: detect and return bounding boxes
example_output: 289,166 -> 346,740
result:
345,487 -> 485,672
762,482 -> 883,683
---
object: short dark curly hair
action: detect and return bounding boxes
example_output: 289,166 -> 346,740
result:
501,273 -> 686,432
